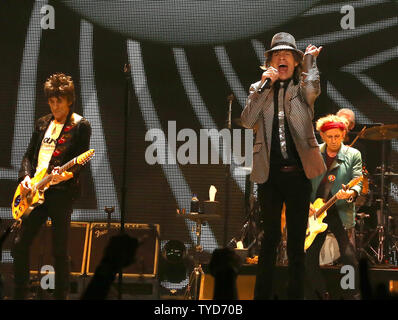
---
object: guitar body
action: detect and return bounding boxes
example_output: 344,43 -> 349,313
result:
304,176 -> 363,251
11,168 -> 48,220
304,198 -> 329,251
11,149 -> 95,221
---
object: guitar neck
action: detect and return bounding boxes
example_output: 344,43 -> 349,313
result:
36,158 -> 76,189
315,195 -> 338,218
313,177 -> 361,219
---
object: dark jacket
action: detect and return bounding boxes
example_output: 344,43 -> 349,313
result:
311,143 -> 363,229
241,54 -> 326,183
18,111 -> 91,198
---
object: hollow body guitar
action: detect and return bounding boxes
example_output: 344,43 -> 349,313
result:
304,176 -> 363,251
11,149 -> 95,220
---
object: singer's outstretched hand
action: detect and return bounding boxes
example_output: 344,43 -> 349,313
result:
305,44 -> 322,57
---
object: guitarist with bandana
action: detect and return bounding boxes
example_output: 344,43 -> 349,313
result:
305,115 -> 362,300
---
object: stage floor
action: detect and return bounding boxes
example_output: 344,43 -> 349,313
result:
1,262 -> 398,300
197,262 -> 398,300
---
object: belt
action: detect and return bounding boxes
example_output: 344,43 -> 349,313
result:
279,165 -> 303,173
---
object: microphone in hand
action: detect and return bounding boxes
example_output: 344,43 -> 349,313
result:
257,66 -> 278,93
257,78 -> 271,93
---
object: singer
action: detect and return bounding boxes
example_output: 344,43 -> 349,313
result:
240,32 -> 325,299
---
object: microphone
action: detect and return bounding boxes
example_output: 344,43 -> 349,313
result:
257,78 -> 271,93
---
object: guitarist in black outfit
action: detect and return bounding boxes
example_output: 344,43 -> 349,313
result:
305,115 -> 361,300
13,73 -> 91,299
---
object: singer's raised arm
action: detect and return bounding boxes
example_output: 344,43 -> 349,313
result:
300,45 -> 322,118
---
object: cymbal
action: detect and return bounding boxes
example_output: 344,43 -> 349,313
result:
360,124 -> 398,140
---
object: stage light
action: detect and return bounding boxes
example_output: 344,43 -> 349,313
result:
159,240 -> 188,283
163,240 -> 186,264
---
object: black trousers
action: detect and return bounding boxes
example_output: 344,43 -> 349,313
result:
305,207 -> 359,299
12,188 -> 73,299
255,168 -> 311,300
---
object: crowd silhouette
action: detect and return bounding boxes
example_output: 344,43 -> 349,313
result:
0,227 -> 396,300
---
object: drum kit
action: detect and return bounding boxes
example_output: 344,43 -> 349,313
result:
231,122 -> 398,266
353,124 -> 398,265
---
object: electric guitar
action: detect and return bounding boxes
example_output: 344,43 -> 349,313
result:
11,149 -> 95,220
304,176 -> 363,251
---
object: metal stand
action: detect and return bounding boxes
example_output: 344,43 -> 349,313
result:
387,216 -> 398,266
184,220 -> 204,300
179,214 -> 220,300
362,140 -> 387,264
387,237 -> 398,266
105,206 -> 115,231
223,94 -> 234,247
117,63 -> 134,300
356,213 -> 376,264
227,174 -> 261,257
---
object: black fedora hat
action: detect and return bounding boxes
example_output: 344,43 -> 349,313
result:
261,32 -> 304,69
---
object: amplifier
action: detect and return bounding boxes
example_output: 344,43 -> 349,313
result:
86,223 -> 160,277
29,221 -> 90,275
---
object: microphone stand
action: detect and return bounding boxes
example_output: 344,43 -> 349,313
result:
121,64 -> 132,232
117,63 -> 132,299
223,94 -> 234,246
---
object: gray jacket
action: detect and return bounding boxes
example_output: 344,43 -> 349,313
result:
241,54 -> 326,183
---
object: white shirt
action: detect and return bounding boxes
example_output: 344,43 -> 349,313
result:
36,121 -> 63,173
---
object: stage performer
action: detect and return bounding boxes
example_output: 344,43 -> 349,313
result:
13,73 -> 91,299
241,32 -> 325,299
305,115 -> 362,300
336,108 -> 355,133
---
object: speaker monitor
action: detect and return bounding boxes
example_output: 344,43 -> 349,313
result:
86,223 -> 160,277
29,221 -> 89,275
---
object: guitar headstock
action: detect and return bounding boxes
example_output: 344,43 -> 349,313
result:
77,149 -> 95,166
347,176 -> 363,188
